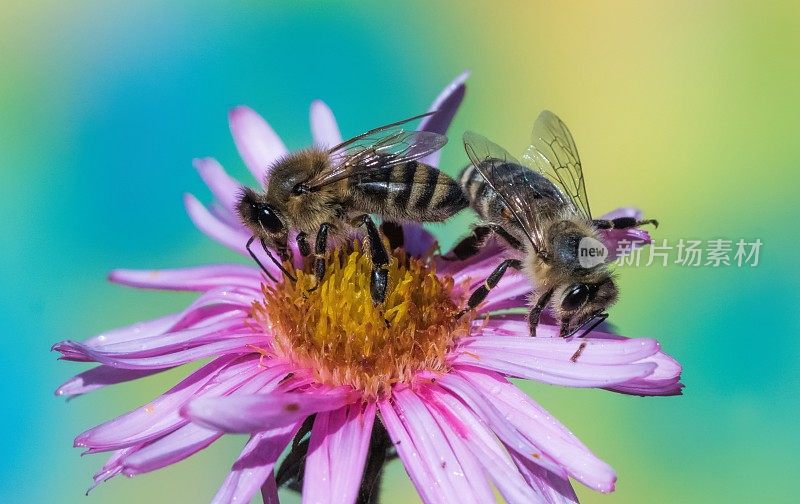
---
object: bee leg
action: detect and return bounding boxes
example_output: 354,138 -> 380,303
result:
380,221 -> 404,251
559,319 -> 571,338
527,288 -> 553,337
444,225 -> 493,261
296,232 -> 312,258
358,215 -> 390,305
445,224 -> 524,261
279,244 -> 296,265
456,258 -> 523,318
593,217 -> 659,229
246,236 -> 279,283
491,225 -> 524,250
307,223 -> 331,293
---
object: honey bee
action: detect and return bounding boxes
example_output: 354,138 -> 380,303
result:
237,112 -> 469,304
451,110 -> 657,342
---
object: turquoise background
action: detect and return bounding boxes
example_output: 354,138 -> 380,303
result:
2,1 -> 798,502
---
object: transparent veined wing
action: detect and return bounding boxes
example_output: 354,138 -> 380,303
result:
521,110 -> 592,219
463,130 -> 548,254
305,112 -> 446,189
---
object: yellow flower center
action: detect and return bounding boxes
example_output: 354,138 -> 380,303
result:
251,243 -> 470,398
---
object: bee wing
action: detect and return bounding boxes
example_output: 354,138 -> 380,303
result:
463,130 -> 547,254
305,113 -> 447,189
521,110 -> 592,219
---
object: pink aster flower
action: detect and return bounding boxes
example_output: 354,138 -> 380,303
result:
54,72 -> 683,503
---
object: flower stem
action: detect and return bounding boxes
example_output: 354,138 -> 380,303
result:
357,418 -> 394,504
275,415 -> 396,503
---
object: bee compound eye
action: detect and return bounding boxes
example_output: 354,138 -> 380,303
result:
561,283 -> 590,311
257,205 -> 283,233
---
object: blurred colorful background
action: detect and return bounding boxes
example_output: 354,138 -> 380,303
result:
3,1 -> 798,502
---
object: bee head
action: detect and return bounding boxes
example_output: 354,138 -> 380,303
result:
268,150 -> 327,199
555,275 -> 618,337
236,187 -> 286,237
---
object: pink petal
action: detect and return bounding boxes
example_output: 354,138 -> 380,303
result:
71,287 -> 255,355
56,366 -> 166,398
477,316 -> 593,338
448,252 -> 511,286
87,446 -> 138,492
229,106 -> 288,184
389,388 -> 486,504
400,222 -> 437,258
423,387 -> 543,503
598,207 -> 643,221
475,316 -> 538,337
109,264 -> 262,292
79,359 -> 293,452
459,335 -> 660,365
211,422 -> 302,504
121,423 -> 221,476
74,355 -> 242,450
597,207 -> 654,261
457,367 -> 617,493
418,71 -> 469,167
434,374 -> 568,478
603,228 -> 652,261
509,450 -> 579,504
211,200 -> 246,229
302,403 -> 376,504
454,336 -> 658,388
76,306 -> 251,355
438,238 -> 507,274
79,312 -> 183,351
447,254 -> 531,313
193,157 -> 241,215
184,193 -> 251,255
261,473 -> 279,504
55,334 -> 265,369
553,330 -> 684,396
478,274 -> 532,313
378,398 -> 448,503
310,100 -> 342,147
85,313 -> 248,357
115,342 -> 296,476
183,388 -> 359,433
604,348 -> 684,396
57,289 -> 255,361
423,398 -> 496,503
448,252 -> 518,290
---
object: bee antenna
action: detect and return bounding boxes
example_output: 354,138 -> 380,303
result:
574,312 -> 609,339
568,312 -> 608,362
246,236 -> 279,283
260,238 -> 297,283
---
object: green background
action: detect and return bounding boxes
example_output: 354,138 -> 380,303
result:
2,1 -> 797,502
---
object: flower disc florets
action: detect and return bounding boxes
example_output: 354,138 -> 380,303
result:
252,242 -> 472,398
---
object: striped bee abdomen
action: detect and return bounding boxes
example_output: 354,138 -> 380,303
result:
352,161 -> 468,222
459,164 -> 484,208
459,162 -> 500,221
458,159 -> 571,255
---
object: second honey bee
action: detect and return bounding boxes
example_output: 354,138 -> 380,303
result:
237,112 -> 469,304
450,110 -> 657,340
